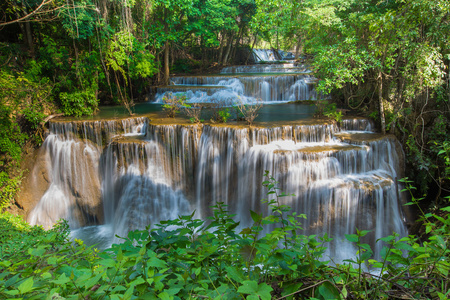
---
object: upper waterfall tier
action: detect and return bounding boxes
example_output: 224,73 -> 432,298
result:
26,115 -> 408,262
252,49 -> 295,62
155,73 -> 317,104
153,56 -> 317,104
221,64 -> 310,74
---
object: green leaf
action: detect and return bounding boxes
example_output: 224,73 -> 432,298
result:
99,259 -> 116,267
29,247 -> 46,257
51,273 -> 70,285
345,234 -> 358,243
250,210 -> 262,223
317,281 -> 340,300
237,281 -> 273,300
123,286 -> 134,300
238,281 -> 258,294
84,274 -> 102,289
18,277 -> 34,294
148,256 -> 167,269
158,291 -> 172,300
394,242 -> 415,252
225,266 -> 246,283
4,289 -> 19,296
117,247 -> 123,261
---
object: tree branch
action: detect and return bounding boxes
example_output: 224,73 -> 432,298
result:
0,0 -> 53,27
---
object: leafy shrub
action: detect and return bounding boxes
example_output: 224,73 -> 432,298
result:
0,173 -> 449,299
183,103 -> 203,123
315,100 -> 343,122
237,100 -> 263,125
217,107 -> 231,123
59,86 -> 98,117
162,93 -> 187,118
0,172 -> 22,210
209,98 -> 233,123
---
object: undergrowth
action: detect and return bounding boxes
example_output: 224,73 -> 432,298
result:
0,172 -> 449,299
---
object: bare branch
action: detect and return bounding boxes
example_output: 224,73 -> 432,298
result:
0,0 -> 53,27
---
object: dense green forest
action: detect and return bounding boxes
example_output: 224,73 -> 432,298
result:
0,0 -> 450,298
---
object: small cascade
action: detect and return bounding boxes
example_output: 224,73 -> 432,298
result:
154,49 -> 316,104
221,64 -> 310,74
252,49 -> 295,62
155,73 -> 317,104
253,49 -> 279,61
101,139 -> 191,241
341,117 -> 375,132
27,115 -> 408,261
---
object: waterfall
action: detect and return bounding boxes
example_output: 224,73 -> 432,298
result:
252,49 -> 295,62
155,74 -> 317,104
27,116 -> 408,261
153,51 -> 316,104
252,49 -> 279,61
28,118 -> 148,229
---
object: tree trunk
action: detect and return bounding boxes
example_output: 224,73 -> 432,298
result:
222,32 -> 234,66
21,0 -> 35,57
218,32 -> 225,64
163,7 -> 170,86
230,27 -> 244,63
164,40 -> 170,85
171,44 -> 174,69
200,36 -> 205,70
156,53 -> 161,84
276,21 -> 279,50
295,37 -> 302,60
378,72 -> 386,134
24,20 -> 34,57
245,34 -> 258,65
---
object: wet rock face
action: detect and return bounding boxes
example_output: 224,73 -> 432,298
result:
24,132 -> 104,228
22,117 -> 150,228
16,147 -> 51,217
66,139 -> 103,225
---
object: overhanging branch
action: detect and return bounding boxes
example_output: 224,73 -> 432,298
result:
0,0 -> 53,27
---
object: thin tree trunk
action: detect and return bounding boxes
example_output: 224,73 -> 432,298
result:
24,20 -> 34,56
222,32 -> 234,66
171,44 -> 174,69
164,40 -> 170,85
200,36 -> 205,70
295,37 -> 302,60
245,34 -> 258,65
16,1 -> 34,57
231,27 -> 244,63
156,53 -> 161,84
163,7 -> 170,85
378,72 -> 386,134
276,21 -> 279,50
22,1 -> 34,55
218,32 -> 225,64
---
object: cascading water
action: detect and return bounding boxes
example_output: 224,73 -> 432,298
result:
26,53 -> 408,261
154,56 -> 316,104
252,49 -> 295,62
28,115 -> 408,261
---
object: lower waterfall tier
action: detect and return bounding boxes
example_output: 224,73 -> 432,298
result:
24,117 -> 409,262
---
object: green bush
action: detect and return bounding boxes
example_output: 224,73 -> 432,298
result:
0,172 -> 22,210
60,87 -> 99,117
0,173 -> 449,299
162,93 -> 187,118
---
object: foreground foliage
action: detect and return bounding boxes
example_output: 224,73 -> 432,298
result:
1,174 -> 449,299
